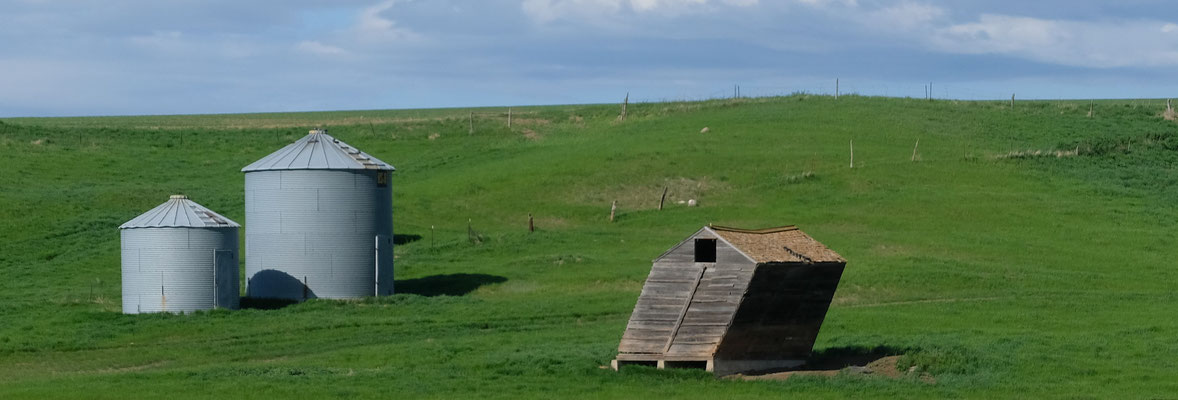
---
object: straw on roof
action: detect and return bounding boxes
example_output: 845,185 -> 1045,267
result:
711,225 -> 844,263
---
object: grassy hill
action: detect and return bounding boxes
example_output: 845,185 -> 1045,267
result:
1,96 -> 1176,398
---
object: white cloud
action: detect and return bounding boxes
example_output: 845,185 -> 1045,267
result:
126,30 -> 256,59
296,40 -> 348,56
795,0 -> 856,8
930,15 -> 1178,68
790,2 -> 1178,69
521,0 -> 757,23
863,1 -> 944,30
631,0 -> 706,12
355,0 -> 419,42
128,31 -> 184,49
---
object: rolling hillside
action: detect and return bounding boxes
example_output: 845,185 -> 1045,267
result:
1,96 -> 1177,398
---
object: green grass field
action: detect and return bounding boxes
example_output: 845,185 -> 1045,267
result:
1,95 -> 1177,398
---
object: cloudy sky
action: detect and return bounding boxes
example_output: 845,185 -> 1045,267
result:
3,0 -> 1177,117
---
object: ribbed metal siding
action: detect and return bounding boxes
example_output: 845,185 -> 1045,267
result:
120,227 -> 239,314
244,169 -> 393,300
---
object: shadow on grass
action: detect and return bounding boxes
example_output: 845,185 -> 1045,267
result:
239,297 -> 300,310
736,345 -> 909,376
396,273 -> 507,296
394,234 -> 422,245
802,345 -> 907,371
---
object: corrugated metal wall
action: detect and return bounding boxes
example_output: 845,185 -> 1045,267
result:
244,169 -> 393,300
121,227 -> 239,314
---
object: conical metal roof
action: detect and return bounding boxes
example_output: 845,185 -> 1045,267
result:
119,195 -> 240,229
241,129 -> 395,172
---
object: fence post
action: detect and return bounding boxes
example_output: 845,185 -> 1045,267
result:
618,93 -> 628,121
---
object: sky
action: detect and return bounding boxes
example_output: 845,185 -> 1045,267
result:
2,0 -> 1177,117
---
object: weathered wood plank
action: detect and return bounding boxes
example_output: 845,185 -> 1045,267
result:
671,334 -> 724,344
681,316 -> 733,326
630,310 -> 682,319
653,263 -> 697,269
684,301 -> 738,312
648,269 -> 705,281
642,281 -> 696,291
635,303 -> 683,312
638,295 -> 692,302
615,353 -> 663,361
665,343 -> 718,357
676,324 -> 727,337
639,288 -> 694,298
646,279 -> 700,284
690,291 -> 742,299
682,310 -> 734,320
682,312 -> 734,321
627,320 -> 679,329
653,237 -> 696,263
633,297 -> 686,307
622,328 -> 674,340
716,247 -> 754,264
619,340 -> 667,354
660,265 -> 707,353
692,294 -> 743,303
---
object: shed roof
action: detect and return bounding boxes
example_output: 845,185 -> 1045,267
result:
241,129 -> 395,172
119,195 -> 240,229
710,225 -> 845,263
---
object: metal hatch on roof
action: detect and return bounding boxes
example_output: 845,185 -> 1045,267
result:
241,129 -> 396,172
119,195 -> 240,229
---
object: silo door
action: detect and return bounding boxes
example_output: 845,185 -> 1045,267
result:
213,250 -> 239,309
375,235 -> 392,296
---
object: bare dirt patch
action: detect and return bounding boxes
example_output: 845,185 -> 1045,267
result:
92,360 -> 169,375
522,129 -> 541,140
533,216 -> 570,229
575,176 -> 727,209
733,355 -> 934,383
511,118 -> 551,127
993,148 -> 1078,159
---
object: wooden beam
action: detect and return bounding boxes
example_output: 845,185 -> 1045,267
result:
662,266 -> 707,353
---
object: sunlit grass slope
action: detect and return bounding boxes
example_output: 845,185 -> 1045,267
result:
1,95 -> 1176,398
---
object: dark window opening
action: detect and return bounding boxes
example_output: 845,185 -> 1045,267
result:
695,239 -> 717,262
614,360 -> 658,370
664,360 -> 709,370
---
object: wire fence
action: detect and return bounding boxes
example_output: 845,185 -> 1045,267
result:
625,80 -> 1157,104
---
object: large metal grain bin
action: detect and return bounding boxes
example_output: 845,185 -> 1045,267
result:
120,195 -> 241,314
242,129 -> 395,300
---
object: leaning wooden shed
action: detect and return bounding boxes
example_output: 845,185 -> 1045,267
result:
612,225 -> 846,376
